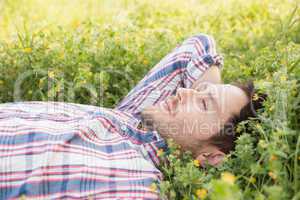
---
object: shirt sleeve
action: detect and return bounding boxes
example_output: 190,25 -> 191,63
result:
182,34 -> 224,88
115,33 -> 223,117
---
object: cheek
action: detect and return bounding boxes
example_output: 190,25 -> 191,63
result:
178,115 -> 205,138
186,114 -> 221,139
190,99 -> 203,112
202,114 -> 222,135
171,107 -> 222,136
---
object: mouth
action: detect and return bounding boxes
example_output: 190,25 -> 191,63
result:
161,95 -> 180,115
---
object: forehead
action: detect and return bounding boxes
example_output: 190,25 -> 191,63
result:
202,83 -> 242,96
203,83 -> 249,116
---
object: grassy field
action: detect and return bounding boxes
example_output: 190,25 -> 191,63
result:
0,0 -> 300,199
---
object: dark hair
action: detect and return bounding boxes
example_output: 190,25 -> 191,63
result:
209,80 -> 267,154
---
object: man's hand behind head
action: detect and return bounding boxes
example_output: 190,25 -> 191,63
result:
192,65 -> 222,89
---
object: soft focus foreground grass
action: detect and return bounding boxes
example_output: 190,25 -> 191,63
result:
0,0 -> 300,199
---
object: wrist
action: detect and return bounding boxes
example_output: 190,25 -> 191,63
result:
192,65 -> 222,89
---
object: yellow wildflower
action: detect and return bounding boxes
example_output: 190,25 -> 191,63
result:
43,42 -> 49,49
59,51 -> 65,59
149,183 -> 157,192
23,47 -> 32,53
252,93 -> 259,101
258,140 -> 268,148
143,59 -> 149,65
280,75 -> 287,82
193,159 -> 200,167
269,155 -> 278,161
269,105 -> 274,111
0,80 -> 4,85
256,124 -> 262,129
221,172 -> 236,185
196,188 -> 207,199
32,14 -> 39,21
268,171 -> 277,180
48,71 -> 55,79
39,79 -> 44,87
174,150 -> 181,156
236,126 -> 242,133
157,148 -> 164,157
72,20 -> 80,29
249,177 -> 256,184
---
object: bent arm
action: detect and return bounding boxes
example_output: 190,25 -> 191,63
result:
116,34 -> 223,116
191,65 -> 222,89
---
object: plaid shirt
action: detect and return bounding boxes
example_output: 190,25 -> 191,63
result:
0,34 -> 223,199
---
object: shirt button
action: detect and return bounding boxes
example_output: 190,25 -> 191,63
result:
121,125 -> 127,131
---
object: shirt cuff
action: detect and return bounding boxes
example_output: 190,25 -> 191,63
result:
185,53 -> 224,83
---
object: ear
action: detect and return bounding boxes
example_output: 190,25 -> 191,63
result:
196,148 -> 225,167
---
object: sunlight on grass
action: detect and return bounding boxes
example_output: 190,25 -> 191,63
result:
0,0 -> 126,40
0,0 -> 294,41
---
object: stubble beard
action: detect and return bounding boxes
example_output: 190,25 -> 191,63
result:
140,108 -> 173,138
140,108 -> 204,155
140,109 -> 156,131
140,108 -> 178,140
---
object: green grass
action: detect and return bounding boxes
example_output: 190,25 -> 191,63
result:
0,0 -> 300,199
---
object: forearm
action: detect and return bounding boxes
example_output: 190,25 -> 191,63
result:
191,65 -> 222,89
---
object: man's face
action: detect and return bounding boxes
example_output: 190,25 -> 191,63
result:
141,82 -> 249,161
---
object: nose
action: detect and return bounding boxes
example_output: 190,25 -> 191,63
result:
176,88 -> 193,104
196,82 -> 210,92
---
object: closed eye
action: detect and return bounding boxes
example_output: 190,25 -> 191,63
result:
202,99 -> 207,110
176,92 -> 181,101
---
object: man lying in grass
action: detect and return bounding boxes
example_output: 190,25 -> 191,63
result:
0,33 -> 264,199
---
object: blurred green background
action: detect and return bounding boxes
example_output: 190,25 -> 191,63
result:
0,0 -> 299,106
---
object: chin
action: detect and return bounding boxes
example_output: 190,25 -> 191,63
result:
140,106 -> 157,130
142,105 -> 170,131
